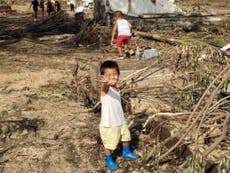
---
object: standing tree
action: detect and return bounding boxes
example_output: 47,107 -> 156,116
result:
93,0 -> 107,22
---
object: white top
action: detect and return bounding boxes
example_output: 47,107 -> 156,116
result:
117,19 -> 131,36
100,87 -> 126,127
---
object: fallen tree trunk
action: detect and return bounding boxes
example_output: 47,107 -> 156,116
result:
135,30 -> 228,49
135,31 -> 178,45
27,11 -> 68,34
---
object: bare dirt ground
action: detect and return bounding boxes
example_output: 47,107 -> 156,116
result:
0,2 -> 146,172
0,39 -> 104,172
0,0 -> 229,173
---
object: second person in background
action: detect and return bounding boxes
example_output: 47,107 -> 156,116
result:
46,0 -> 53,16
111,11 -> 132,59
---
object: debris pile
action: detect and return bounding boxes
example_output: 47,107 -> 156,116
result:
0,10 -> 78,46
75,24 -> 111,47
71,14 -> 230,172
27,11 -> 76,36
0,0 -> 11,12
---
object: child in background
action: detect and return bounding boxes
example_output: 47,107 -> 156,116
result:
39,0 -> 45,19
55,0 -> 61,12
30,0 -> 39,21
111,11 -> 132,59
70,2 -> 75,11
100,60 -> 138,171
46,0 -> 53,17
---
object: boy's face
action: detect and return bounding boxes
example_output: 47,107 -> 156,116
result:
103,68 -> 119,86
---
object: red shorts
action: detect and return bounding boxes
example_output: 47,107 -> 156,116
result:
116,35 -> 130,47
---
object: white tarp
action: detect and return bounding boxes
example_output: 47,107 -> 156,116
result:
108,0 -> 180,15
82,0 -> 93,6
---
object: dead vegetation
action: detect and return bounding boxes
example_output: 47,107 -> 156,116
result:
0,0 -> 11,13
71,12 -> 230,172
0,10 -> 77,47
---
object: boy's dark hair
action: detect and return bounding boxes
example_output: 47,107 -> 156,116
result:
114,10 -> 123,18
100,60 -> 120,75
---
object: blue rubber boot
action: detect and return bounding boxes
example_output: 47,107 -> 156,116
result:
104,154 -> 118,171
122,146 -> 138,160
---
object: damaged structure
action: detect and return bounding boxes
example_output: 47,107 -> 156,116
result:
94,0 -> 181,21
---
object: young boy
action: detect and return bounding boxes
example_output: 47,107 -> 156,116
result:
100,60 -> 138,171
111,11 -> 132,59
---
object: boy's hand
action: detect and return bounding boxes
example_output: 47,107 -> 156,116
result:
101,76 -> 116,86
101,75 -> 109,84
111,39 -> 115,45
101,75 -> 110,94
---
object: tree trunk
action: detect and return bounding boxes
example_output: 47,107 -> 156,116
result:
93,0 -> 106,22
128,0 -> 131,13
